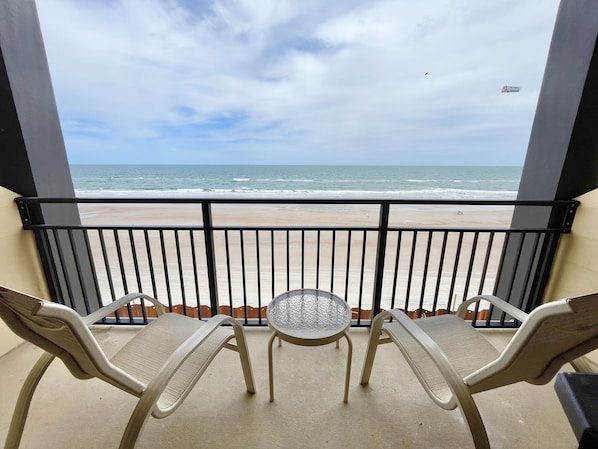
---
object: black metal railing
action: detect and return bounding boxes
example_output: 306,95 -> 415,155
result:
15,197 -> 578,327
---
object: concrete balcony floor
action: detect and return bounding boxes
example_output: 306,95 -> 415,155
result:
0,326 -> 579,449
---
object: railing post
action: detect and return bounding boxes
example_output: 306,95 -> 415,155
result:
201,202 -> 220,316
372,202 -> 390,318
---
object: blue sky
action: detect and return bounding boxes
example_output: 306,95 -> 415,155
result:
36,0 -> 560,166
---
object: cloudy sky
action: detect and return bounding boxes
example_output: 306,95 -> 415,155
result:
35,0 -> 561,166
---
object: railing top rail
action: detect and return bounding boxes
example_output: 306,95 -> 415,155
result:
20,223 -> 569,233
15,196 -> 579,207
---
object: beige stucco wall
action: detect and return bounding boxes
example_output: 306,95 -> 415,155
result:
0,187 -> 50,357
543,188 -> 598,302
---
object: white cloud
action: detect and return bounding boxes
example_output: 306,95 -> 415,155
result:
35,0 -> 560,164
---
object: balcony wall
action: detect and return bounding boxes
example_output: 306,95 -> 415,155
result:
0,187 -> 49,356
544,188 -> 598,301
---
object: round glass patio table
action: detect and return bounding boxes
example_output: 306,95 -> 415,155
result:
266,288 -> 353,403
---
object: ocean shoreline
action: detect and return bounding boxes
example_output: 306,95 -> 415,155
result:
70,164 -> 522,201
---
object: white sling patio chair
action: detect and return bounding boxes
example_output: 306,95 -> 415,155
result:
360,293 -> 598,449
0,286 -> 255,449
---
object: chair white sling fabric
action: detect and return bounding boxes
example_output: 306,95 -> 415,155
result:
360,293 -> 598,449
0,286 -> 255,449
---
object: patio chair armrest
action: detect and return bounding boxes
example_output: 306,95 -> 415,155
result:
456,295 -> 528,323
84,293 -> 166,325
374,309 -> 473,410
141,314 -> 245,418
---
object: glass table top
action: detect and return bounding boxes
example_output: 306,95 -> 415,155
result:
267,289 -> 352,341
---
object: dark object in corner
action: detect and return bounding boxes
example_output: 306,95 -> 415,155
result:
554,372 -> 598,449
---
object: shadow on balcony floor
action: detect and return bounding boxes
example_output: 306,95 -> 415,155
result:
0,327 -> 578,449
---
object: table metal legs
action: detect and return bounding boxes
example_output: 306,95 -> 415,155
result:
268,331 -> 278,402
342,331 -> 353,404
268,331 -> 353,403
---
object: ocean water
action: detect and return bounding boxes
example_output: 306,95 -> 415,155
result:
70,165 -> 522,200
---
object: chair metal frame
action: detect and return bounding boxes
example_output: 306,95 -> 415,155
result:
0,286 -> 255,449
360,293 -> 598,449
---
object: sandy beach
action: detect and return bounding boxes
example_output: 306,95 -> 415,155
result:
77,203 -> 513,317
79,202 -> 513,228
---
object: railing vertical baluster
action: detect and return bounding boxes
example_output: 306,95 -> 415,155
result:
405,231 -> 418,312
527,231 -> 559,310
446,231 -> 464,313
113,229 -> 133,322
129,229 -> 148,324
330,230 -> 336,293
512,232 -> 542,317
51,230 -> 67,305
201,201 -> 219,317
98,229 -> 117,320
285,229 -> 291,290
52,229 -> 72,306
224,230 -> 233,315
498,231 -> 526,325
270,230 -> 275,299
417,231 -> 433,318
240,231 -> 248,324
469,232 -> 491,324
344,230 -> 352,305
67,229 -> 91,314
39,229 -> 64,303
81,228 -> 102,313
255,230 -> 263,324
492,230 -> 510,298
143,230 -> 158,299
158,230 -> 173,312
128,229 -> 142,292
390,231 -> 402,310
316,230 -> 321,289
357,230 -> 368,324
483,231 -> 512,326
485,231 -> 525,326
128,229 -> 147,323
286,230 -> 290,291
301,230 -> 305,289
462,232 -> 479,301
432,232 -> 448,314
113,230 -> 126,292
477,232 -> 495,295
372,203 -> 390,317
225,229 -> 234,315
174,230 -> 187,316
189,230 -> 202,319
